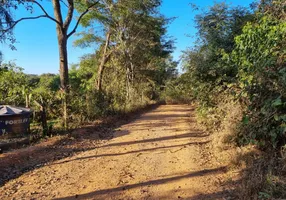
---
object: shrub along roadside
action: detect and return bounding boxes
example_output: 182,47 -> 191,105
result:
163,1 -> 286,199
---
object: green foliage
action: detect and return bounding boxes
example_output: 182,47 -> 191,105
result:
0,2 -> 15,48
67,64 -> 113,123
180,3 -> 252,129
180,1 -> 286,150
32,75 -> 61,120
0,0 -> 31,48
0,62 -> 28,105
162,73 -> 192,104
230,15 -> 286,149
72,0 -> 176,119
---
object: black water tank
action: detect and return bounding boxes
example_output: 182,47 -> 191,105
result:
0,105 -> 31,137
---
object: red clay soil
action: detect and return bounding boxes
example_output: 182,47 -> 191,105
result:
0,105 -> 235,199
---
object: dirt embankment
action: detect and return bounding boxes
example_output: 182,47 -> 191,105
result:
0,105 -> 238,199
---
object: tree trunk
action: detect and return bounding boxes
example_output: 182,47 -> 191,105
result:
126,66 -> 131,101
34,99 -> 48,137
86,92 -> 91,118
55,29 -> 69,130
57,33 -> 69,129
40,104 -> 48,137
25,94 -> 29,108
50,0 -> 97,129
97,31 -> 111,91
52,0 -> 70,130
58,35 -> 69,93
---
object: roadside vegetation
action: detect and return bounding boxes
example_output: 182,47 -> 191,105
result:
0,0 -> 177,136
164,0 -> 286,199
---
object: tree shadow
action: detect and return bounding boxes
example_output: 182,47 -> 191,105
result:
0,104 -> 164,186
125,118 -> 197,130
54,167 -> 227,200
100,132 -> 209,148
0,103 -> 201,190
0,138 -> 98,186
138,113 -> 192,121
51,140 -> 211,166
151,107 -> 196,113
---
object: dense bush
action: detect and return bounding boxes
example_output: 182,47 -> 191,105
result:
0,63 -> 28,106
176,2 -> 286,197
177,1 -> 286,150
179,3 -> 252,130
230,15 -> 286,149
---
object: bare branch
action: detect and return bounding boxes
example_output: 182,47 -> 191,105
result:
60,0 -> 68,8
67,1 -> 100,39
63,0 -> 74,29
1,0 -> 62,37
51,0 -> 64,25
0,15 -> 47,37
31,0 -> 61,25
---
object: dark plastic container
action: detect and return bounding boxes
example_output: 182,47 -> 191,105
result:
0,105 -> 31,137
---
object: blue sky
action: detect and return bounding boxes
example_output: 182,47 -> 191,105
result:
1,0 -> 254,74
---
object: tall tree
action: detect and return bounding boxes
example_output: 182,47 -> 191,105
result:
75,0 -> 173,95
1,0 -> 99,128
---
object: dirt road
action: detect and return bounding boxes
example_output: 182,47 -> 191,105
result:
0,105 -> 231,199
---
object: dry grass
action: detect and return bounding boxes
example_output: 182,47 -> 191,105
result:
238,152 -> 286,200
198,99 -> 286,199
200,99 -> 244,166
